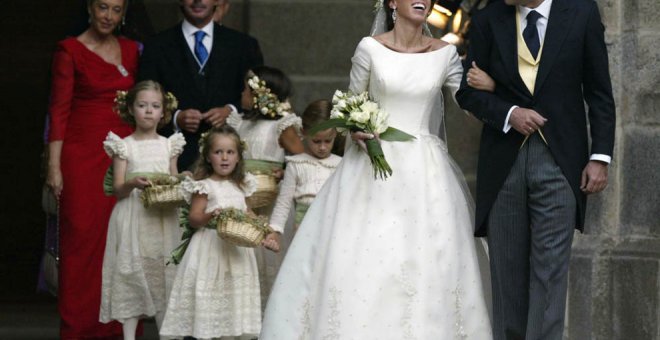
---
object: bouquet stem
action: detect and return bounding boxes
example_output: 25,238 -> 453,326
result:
365,138 -> 392,180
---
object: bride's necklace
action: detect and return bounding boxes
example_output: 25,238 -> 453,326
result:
388,31 -> 432,53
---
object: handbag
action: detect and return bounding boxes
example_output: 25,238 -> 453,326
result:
40,196 -> 59,296
41,185 -> 58,215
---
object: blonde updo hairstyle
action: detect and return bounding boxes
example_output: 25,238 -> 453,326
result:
87,0 -> 128,19
113,80 -> 176,128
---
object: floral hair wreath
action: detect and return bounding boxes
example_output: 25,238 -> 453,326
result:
113,90 -> 179,116
198,130 -> 249,155
246,70 -> 293,118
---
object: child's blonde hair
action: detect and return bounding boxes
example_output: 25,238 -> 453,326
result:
113,80 -> 176,128
193,125 -> 246,186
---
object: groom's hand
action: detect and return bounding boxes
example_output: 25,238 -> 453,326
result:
581,160 -> 608,194
510,107 -> 547,136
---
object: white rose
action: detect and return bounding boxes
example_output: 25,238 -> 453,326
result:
349,109 -> 370,124
360,101 -> 379,115
370,109 -> 389,134
260,107 -> 269,114
332,90 -> 344,104
336,99 -> 347,110
330,109 -> 345,119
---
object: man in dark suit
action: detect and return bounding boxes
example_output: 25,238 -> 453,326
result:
138,0 -> 263,170
456,0 -> 615,339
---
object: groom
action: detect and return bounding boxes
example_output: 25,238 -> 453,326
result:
456,0 -> 615,339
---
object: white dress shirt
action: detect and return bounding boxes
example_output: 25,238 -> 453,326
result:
181,19 -> 214,68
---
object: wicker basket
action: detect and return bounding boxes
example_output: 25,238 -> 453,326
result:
140,184 -> 185,209
216,210 -> 271,247
246,173 -> 279,209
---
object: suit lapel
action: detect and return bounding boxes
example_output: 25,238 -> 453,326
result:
493,5 -> 532,99
168,23 -> 204,100
534,0 -> 574,94
206,25 -> 226,95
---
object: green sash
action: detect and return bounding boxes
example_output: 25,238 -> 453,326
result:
294,203 -> 311,225
244,159 -> 283,175
102,166 -> 173,196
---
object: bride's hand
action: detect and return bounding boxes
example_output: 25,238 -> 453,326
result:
351,131 -> 377,152
466,62 -> 495,92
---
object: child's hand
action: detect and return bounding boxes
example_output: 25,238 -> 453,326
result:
180,170 -> 193,178
466,62 -> 495,92
271,168 -> 284,181
131,177 -> 151,190
262,232 -> 281,253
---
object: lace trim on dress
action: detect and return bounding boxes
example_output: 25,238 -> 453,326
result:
103,131 -> 128,159
160,270 -> 261,338
179,177 -> 209,204
452,284 -> 468,339
284,154 -> 342,169
323,286 -> 342,340
298,298 -> 312,340
397,265 -> 418,339
241,173 -> 258,198
167,132 -> 186,157
276,114 -> 302,137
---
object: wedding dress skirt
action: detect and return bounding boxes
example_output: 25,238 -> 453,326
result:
260,37 -> 492,339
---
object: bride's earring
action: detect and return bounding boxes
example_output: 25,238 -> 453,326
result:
392,8 -> 397,23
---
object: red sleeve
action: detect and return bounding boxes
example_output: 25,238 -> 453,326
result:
48,43 -> 75,142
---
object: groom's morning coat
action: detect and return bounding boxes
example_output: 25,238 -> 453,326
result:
456,0 -> 615,236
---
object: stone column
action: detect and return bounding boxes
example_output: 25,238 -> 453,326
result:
567,1 -> 660,339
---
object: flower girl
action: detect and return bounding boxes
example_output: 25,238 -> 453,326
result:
269,99 -> 342,235
226,65 -> 304,303
159,125 -> 279,339
227,65 -> 305,187
99,80 -> 185,339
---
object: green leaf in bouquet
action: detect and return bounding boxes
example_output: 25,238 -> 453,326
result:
307,118 -> 350,135
365,138 -> 393,180
379,127 -> 416,142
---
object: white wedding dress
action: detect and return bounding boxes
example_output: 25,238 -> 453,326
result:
260,37 -> 493,339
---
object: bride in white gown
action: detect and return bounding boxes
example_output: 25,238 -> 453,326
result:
260,1 -> 493,338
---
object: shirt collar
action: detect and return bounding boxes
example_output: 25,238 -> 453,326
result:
181,19 -> 214,39
519,0 -> 553,20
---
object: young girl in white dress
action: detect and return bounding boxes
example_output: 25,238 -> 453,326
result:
99,80 -> 185,339
159,125 -> 280,339
226,66 -> 305,303
269,99 -> 342,235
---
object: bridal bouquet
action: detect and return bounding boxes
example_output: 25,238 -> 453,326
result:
309,90 -> 415,180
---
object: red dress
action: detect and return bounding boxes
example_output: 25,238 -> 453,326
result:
49,36 -> 137,339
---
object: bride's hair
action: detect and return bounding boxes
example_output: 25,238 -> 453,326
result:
382,0 -> 438,31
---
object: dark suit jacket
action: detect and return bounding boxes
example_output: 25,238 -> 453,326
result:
456,0 -> 615,236
138,22 -> 263,170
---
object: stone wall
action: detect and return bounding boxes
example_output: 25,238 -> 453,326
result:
567,1 -> 660,339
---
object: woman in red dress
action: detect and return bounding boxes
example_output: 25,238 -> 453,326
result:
46,0 -> 138,338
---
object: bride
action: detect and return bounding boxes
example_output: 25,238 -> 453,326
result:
260,0 -> 494,338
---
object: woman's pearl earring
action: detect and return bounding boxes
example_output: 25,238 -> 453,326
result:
392,8 -> 397,23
